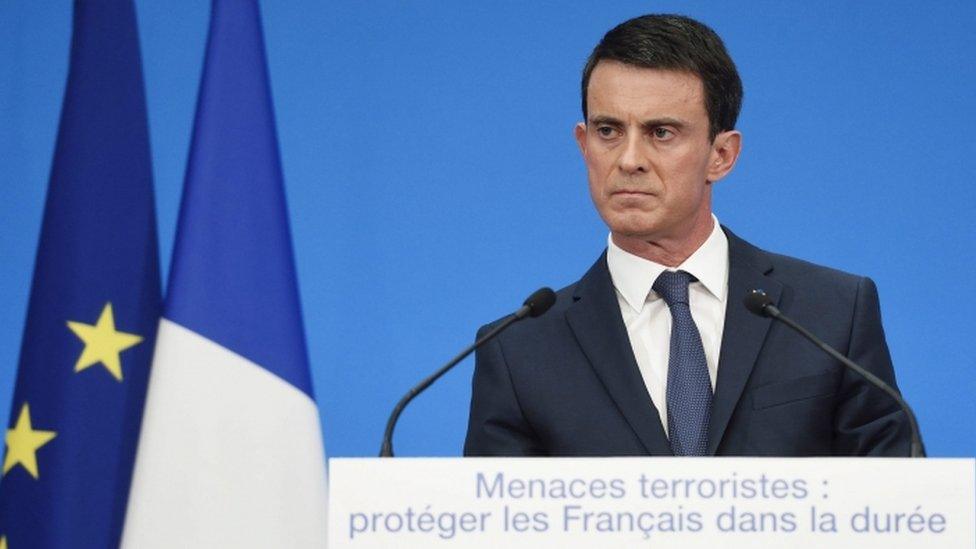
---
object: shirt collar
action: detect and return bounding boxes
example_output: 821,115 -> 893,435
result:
606,214 -> 729,313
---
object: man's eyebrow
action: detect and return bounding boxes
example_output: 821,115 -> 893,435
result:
588,115 -> 623,126
587,115 -> 690,128
641,117 -> 687,130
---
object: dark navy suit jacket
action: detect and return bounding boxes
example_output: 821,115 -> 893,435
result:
464,229 -> 912,456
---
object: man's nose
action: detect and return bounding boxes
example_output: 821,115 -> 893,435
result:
617,133 -> 647,174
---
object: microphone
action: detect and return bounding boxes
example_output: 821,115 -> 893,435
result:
744,289 -> 925,458
379,287 -> 557,457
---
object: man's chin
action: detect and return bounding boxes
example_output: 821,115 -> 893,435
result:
605,215 -> 663,240
609,226 -> 664,245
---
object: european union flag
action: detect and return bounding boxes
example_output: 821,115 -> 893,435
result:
0,2 -> 161,548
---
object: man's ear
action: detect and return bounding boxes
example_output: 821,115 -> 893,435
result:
574,122 -> 587,157
707,130 -> 742,183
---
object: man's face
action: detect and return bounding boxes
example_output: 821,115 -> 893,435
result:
575,61 -> 739,247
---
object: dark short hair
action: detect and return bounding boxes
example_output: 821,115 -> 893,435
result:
581,14 -> 743,140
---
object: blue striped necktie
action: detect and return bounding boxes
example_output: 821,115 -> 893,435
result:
653,270 -> 712,456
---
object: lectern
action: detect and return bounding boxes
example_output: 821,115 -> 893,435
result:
329,457 -> 975,548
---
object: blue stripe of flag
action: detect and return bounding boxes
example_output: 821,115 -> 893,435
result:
164,0 -> 312,397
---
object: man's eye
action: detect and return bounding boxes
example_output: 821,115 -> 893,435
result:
596,126 -> 618,138
653,127 -> 674,140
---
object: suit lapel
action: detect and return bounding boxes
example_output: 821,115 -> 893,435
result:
707,229 -> 782,454
565,253 -> 673,456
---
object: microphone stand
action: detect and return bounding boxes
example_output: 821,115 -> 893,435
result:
379,288 -> 556,457
745,290 -> 925,457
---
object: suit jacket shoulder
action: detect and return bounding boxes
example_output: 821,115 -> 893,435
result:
464,228 -> 911,457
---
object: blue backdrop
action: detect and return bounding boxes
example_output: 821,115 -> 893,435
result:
1,1 -> 973,458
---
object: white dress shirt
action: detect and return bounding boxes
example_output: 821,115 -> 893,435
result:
606,215 -> 729,436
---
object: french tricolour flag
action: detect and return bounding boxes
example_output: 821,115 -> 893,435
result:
121,1 -> 328,546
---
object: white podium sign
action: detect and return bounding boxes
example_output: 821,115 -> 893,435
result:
328,457 -> 974,548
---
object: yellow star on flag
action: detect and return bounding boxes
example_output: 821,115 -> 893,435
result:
3,403 -> 57,479
67,302 -> 143,381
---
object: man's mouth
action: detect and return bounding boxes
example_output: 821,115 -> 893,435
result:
611,189 -> 655,197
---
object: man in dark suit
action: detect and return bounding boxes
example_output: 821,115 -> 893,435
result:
464,14 -> 912,457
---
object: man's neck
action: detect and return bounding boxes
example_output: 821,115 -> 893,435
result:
611,213 -> 715,267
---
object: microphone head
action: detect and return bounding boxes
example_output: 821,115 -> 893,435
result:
523,287 -> 557,318
744,289 -> 774,317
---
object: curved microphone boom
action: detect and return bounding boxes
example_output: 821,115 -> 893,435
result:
379,287 -> 557,457
744,289 -> 925,458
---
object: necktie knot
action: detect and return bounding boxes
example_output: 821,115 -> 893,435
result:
653,270 -> 693,307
